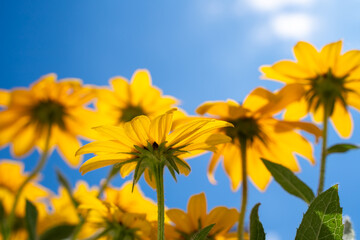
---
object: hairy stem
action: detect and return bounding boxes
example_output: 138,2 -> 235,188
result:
237,137 -> 248,240
155,164 -> 165,240
317,106 -> 330,195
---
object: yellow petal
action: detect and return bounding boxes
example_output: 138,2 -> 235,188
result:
12,125 -> 37,157
0,89 -> 10,106
334,50 -> 360,77
166,209 -> 193,233
207,144 -> 225,184
79,154 -> 133,175
293,41 -> 324,75
275,120 -> 322,143
144,169 -> 157,189
110,77 -> 130,103
246,146 -> 272,191
320,40 -> 342,71
243,87 -> 273,111
271,61 -> 315,80
119,162 -> 137,178
92,125 -> 135,148
182,133 -> 231,152
222,143 -> 242,191
76,140 -> 132,156
150,110 -> 174,144
174,158 -> 191,176
330,100 -> 353,138
187,193 -> 207,230
283,97 -> 308,121
169,119 -> 232,148
130,69 -> 152,106
57,132 -> 82,167
205,207 -> 238,235
260,65 -> 297,84
196,100 -> 245,119
130,115 -> 151,146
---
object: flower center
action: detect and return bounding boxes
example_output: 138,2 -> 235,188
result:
306,70 -> 348,115
225,117 -> 266,144
120,105 -> 145,122
30,99 -> 66,129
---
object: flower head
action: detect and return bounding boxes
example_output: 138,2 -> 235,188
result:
260,40 -> 360,138
78,194 -> 153,240
37,181 -> 98,238
166,193 -> 240,240
196,87 -> 321,191
0,160 -> 48,217
77,109 -> 232,188
0,74 -> 98,166
97,69 -> 180,125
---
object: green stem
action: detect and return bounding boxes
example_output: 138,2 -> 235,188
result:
155,164 -> 165,240
237,137 -> 248,240
97,165 -> 118,198
7,124 -> 52,238
317,106 -> 330,195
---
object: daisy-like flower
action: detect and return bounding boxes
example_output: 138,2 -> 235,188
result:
0,73 -> 97,166
260,40 -> 360,194
97,69 -> 179,125
197,87 -> 320,191
78,195 -> 153,240
77,109 -> 232,240
0,160 -> 48,217
103,181 -> 158,222
37,181 -> 98,239
260,40 -> 360,138
166,193 -> 241,240
196,86 -> 320,240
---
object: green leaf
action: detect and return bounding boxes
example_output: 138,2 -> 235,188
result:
327,144 -> 359,155
295,185 -> 343,240
56,169 -> 78,207
343,216 -> 355,240
261,158 -> 315,204
39,224 -> 77,240
191,224 -> 215,240
250,203 -> 265,240
25,200 -> 38,240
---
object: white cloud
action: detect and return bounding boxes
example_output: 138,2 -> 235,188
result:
267,232 -> 281,240
246,0 -> 313,12
270,13 -> 315,39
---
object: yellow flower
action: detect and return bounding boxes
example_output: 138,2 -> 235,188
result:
78,195 -> 153,240
196,87 -> 321,191
104,181 -> 158,222
0,160 -> 48,217
0,74 -> 97,166
166,193 -> 241,240
97,69 -> 179,125
260,40 -> 360,138
77,109 -> 232,188
37,181 -> 98,239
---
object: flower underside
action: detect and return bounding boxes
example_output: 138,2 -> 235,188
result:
120,105 -> 145,123
177,219 -> 216,240
305,69 -> 350,115
121,141 -> 190,189
225,117 -> 267,144
105,222 -> 138,240
30,99 -> 67,130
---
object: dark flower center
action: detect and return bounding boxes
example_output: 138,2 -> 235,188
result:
225,117 -> 266,144
30,99 -> 66,129
306,69 -> 349,115
120,105 -> 145,122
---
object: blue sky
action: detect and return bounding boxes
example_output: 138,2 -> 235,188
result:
1,1 -> 360,239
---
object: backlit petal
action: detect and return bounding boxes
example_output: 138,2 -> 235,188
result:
293,41 -> 324,74
130,70 -> 151,106
187,193 -> 207,230
330,100 -> 353,138
334,50 -> 360,77
57,132 -> 82,167
150,110 -> 174,144
320,40 -> 342,71
166,209 -> 193,233
80,154 -> 133,175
